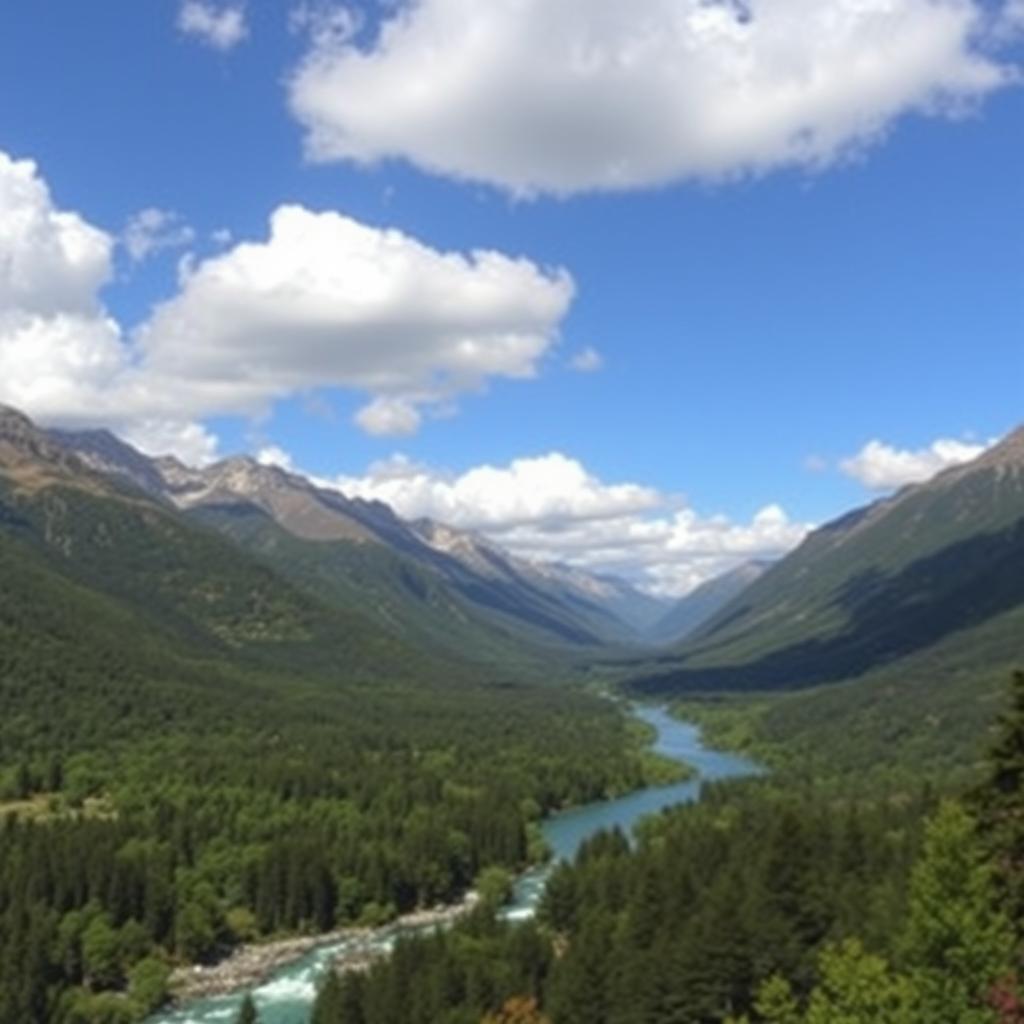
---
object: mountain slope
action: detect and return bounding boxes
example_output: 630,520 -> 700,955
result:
631,427 -> 1024,694
58,425 -> 654,657
0,407 -> 456,691
647,561 -> 769,646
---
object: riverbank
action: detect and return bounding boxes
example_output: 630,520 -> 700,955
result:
168,893 -> 481,1003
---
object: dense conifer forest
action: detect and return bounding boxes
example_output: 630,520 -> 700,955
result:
0,668 -> 664,1023
310,674 -> 1024,1024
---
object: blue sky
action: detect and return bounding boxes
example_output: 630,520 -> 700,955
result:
0,1 -> 1021,593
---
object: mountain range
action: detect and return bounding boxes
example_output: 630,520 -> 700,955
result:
9,396 -> 1021,786
629,424 -> 1024,781
48,420 -> 682,663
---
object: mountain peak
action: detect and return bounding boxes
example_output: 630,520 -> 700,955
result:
0,405 -> 82,474
49,427 -> 171,498
976,425 -> 1024,469
0,404 -> 43,447
930,425 -> 1024,488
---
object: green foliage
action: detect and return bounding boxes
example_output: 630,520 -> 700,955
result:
476,866 -> 515,910
899,802 -> 1013,1020
310,675 -> 1024,1024
670,616 -> 1024,794
749,802 -> 1014,1024
126,957 -> 170,1015
751,941 -> 914,1024
313,783 -> 928,1024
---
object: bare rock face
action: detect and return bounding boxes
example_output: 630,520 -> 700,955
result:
49,427 -> 170,497
0,405 -> 91,483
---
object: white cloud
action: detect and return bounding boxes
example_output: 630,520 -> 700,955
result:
135,204 -> 574,427
335,452 -> 662,529
0,152 -> 145,438
120,419 -> 221,466
289,0 -> 1009,196
330,452 -> 810,595
123,208 -> 196,262
840,436 -> 992,490
256,445 -> 296,471
0,149 -> 574,461
0,151 -> 113,317
354,396 -> 422,437
569,347 -> 604,373
178,1 -> 248,51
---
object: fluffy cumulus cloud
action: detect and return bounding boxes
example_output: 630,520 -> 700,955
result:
178,1 -> 249,51
288,0 -> 1010,195
331,452 -> 811,594
336,452 -> 663,529
135,204 -> 574,432
0,152 -> 125,424
840,436 -> 992,490
0,152 -> 113,318
0,149 -> 572,458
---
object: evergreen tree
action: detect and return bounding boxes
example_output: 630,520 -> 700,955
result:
900,801 -> 1014,1021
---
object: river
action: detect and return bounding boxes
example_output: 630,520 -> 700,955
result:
146,706 -> 760,1024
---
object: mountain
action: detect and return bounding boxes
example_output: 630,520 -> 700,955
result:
647,561 -> 769,646
517,559 -> 670,633
631,427 -> 1024,695
410,518 -> 666,643
56,423 -> 656,659
0,405 -> 455,694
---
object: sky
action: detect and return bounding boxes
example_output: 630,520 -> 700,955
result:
0,0 -> 1021,595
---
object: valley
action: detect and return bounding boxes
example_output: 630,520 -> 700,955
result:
2,10 -> 1021,1019
1,403 -> 1022,1024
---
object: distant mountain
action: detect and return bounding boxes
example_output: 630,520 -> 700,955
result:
518,558 -> 669,633
647,561 -> 769,646
632,426 -> 1024,695
410,518 -> 667,641
55,419 -> 658,659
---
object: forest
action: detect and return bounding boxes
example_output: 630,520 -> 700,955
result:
0,512 -> 673,1022
309,673 -> 1024,1024
0,673 -> 669,1024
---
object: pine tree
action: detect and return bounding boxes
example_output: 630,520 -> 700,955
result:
899,801 -> 1013,1022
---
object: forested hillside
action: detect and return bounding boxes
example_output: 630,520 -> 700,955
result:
312,674 -> 1024,1024
0,410 -> 668,1023
621,429 -> 1024,785
57,424 -> 655,660
635,428 -> 1024,695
